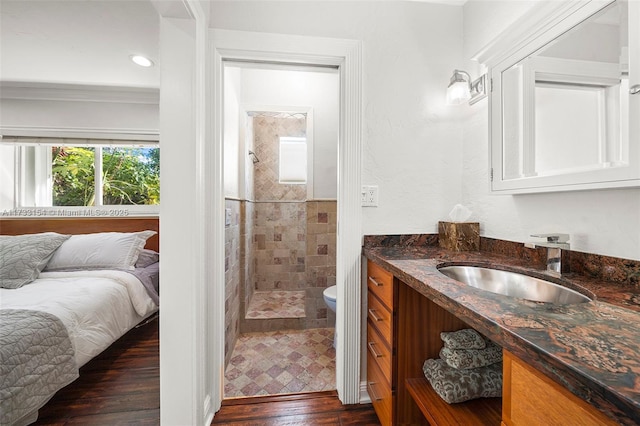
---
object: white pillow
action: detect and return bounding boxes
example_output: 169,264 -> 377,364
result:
44,230 -> 156,271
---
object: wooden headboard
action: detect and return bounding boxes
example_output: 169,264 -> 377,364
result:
0,218 -> 159,252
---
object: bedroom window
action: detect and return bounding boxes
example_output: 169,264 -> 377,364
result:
279,137 -> 307,184
4,138 -> 159,212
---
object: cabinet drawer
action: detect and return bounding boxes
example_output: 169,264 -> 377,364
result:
368,291 -> 393,345
367,351 -> 394,426
367,321 -> 393,382
367,260 -> 394,310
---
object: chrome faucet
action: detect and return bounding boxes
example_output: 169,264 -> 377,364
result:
524,233 -> 570,277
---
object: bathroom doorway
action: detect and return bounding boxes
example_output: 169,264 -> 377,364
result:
222,63 -> 339,397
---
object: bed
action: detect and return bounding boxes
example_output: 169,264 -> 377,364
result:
0,218 -> 160,426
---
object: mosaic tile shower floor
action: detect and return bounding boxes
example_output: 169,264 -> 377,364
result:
245,290 -> 306,319
224,328 -> 336,397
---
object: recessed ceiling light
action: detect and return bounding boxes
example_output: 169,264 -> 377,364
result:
130,55 -> 154,67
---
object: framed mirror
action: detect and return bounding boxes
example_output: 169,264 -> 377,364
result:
485,0 -> 639,193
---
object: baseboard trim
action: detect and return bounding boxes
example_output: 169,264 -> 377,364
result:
359,381 -> 371,404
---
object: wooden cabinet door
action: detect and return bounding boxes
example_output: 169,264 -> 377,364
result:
502,351 -> 615,426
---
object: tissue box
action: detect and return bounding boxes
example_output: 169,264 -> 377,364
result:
438,221 -> 480,251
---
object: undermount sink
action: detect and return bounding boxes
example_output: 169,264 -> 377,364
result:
437,265 -> 591,305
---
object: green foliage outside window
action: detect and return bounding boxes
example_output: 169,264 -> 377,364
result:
52,147 -> 95,206
52,146 -> 160,206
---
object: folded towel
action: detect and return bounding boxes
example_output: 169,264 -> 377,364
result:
440,329 -> 486,350
422,358 -> 503,404
439,341 -> 503,370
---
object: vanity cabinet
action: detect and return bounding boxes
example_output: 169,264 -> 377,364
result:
366,260 -> 498,425
366,259 -> 616,426
502,350 -> 616,426
366,260 -> 396,426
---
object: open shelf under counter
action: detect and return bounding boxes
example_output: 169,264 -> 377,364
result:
406,377 -> 502,426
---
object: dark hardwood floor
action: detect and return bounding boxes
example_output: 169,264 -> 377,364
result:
33,317 -> 380,425
34,317 -> 160,425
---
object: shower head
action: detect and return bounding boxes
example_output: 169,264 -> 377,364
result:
248,150 -> 260,164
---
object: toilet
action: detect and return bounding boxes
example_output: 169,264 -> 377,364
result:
323,285 -> 337,347
323,285 -> 337,313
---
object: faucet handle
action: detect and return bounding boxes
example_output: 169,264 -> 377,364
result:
530,233 -> 570,244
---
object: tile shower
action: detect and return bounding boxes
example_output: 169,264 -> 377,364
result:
224,113 -> 336,396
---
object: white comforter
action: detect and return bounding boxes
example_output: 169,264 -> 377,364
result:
0,270 -> 157,368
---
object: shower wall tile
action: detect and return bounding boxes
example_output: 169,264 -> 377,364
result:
241,201 -> 256,330
252,116 -> 307,202
224,199 -> 242,367
235,116 -> 337,332
254,202 -> 307,292
239,200 -> 337,330
305,201 -> 337,328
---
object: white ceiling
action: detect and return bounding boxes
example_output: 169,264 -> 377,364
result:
0,0 -> 160,88
0,0 -> 468,89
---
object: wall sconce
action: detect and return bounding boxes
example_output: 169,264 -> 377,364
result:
446,69 -> 487,105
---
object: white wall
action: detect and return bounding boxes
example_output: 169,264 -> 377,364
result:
224,67 -> 242,198
238,67 -> 339,199
211,1 -> 465,235
159,15 -> 208,425
462,1 -> 640,261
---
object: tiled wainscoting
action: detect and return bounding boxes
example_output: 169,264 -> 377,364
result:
225,200 -> 242,367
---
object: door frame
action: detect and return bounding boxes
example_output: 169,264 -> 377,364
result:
211,29 -> 363,405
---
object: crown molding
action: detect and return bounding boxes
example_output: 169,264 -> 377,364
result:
0,81 -> 160,104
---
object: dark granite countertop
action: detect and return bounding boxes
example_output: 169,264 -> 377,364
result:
364,245 -> 640,425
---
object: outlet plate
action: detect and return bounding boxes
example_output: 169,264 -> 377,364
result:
225,208 -> 232,226
361,185 -> 379,207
